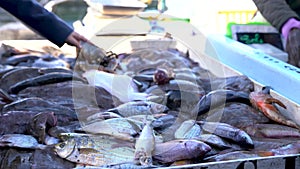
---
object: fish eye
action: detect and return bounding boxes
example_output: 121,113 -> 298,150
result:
59,143 -> 66,148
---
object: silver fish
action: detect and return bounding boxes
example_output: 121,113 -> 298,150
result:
54,134 -> 135,166
134,122 -> 155,166
108,101 -> 168,117
197,121 -> 254,149
0,134 -> 46,149
81,118 -> 141,141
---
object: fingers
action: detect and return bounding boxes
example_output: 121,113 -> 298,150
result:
65,31 -> 90,49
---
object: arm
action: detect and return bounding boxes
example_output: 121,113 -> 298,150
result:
0,0 -> 73,47
253,0 -> 299,31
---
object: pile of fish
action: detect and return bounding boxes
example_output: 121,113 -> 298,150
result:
0,41 -> 300,168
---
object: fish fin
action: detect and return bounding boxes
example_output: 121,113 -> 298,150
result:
264,98 -> 287,109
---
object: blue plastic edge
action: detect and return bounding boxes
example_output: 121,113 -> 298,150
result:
205,34 -> 300,105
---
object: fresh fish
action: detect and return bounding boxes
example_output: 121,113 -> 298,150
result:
81,118 -> 141,141
2,97 -> 77,125
0,67 -> 41,92
243,123 -> 300,138
0,65 -> 16,79
9,72 -> 85,94
28,55 -> 70,68
166,90 -> 200,111
153,140 -> 211,163
0,67 -> 74,92
196,89 -> 251,116
206,75 -> 254,94
82,70 -> 148,102
197,121 -> 254,149
196,134 -> 242,150
203,150 -> 261,162
249,86 -> 300,129
134,122 -> 155,166
174,120 -> 202,139
0,88 -> 14,103
4,54 -> 40,66
108,101 -> 168,117
54,134 -> 135,166
0,111 -> 44,135
151,114 -> 176,132
146,79 -> 205,96
75,42 -> 119,73
18,80 -> 118,110
0,134 -> 46,149
198,103 -> 270,129
270,141 -> 300,155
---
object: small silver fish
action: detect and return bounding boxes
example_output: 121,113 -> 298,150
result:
134,121 -> 155,166
0,134 -> 46,149
54,134 -> 135,166
108,101 -> 168,117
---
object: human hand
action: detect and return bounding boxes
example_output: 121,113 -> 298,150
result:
65,31 -> 89,48
285,28 -> 300,67
281,18 -> 300,39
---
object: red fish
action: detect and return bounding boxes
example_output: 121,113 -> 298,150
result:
249,86 -> 300,129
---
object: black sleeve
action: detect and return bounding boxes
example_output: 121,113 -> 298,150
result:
0,0 -> 74,47
253,0 -> 299,32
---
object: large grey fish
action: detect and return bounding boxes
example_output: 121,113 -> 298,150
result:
243,123 -> 300,138
153,139 -> 211,163
197,121 -> 254,149
9,72 -> 85,94
196,89 -> 251,116
0,67 -> 41,92
2,97 -> 77,125
195,134 -> 242,150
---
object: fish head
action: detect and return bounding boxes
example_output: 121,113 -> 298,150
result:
236,131 -> 254,149
185,140 -> 211,158
249,91 -> 266,109
54,139 -> 76,158
140,155 -> 153,166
